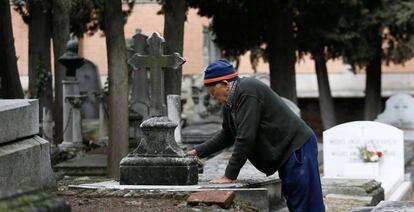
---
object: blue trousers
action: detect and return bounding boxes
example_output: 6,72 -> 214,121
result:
278,134 -> 325,212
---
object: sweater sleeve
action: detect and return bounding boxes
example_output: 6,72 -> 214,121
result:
225,95 -> 262,180
194,110 -> 234,158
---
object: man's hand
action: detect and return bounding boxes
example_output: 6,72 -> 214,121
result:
209,176 -> 233,184
186,149 -> 197,156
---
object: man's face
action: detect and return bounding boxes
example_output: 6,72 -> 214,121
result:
207,81 -> 230,105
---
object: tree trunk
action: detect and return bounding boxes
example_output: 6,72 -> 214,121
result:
163,0 -> 186,96
313,49 -> 337,129
51,0 -> 70,144
364,29 -> 382,120
28,0 -> 52,121
267,2 -> 297,103
0,0 -> 24,99
104,0 -> 129,180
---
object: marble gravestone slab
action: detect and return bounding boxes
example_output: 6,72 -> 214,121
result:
324,121 -> 404,199
0,100 -> 38,144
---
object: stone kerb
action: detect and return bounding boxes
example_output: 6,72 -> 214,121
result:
0,99 -> 38,144
371,201 -> 414,211
323,121 -> 405,199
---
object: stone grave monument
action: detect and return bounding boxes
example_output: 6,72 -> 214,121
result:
128,32 -> 151,146
375,93 -> 414,164
2,103 -> 66,212
120,32 -> 198,185
0,99 -> 55,195
76,59 -> 102,119
58,39 -> 87,152
94,90 -> 109,146
324,121 -> 412,201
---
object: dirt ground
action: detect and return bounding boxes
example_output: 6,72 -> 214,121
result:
48,176 -> 259,212
59,196 -> 186,212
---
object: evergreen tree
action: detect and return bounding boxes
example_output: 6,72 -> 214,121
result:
0,0 -> 24,99
187,0 -> 298,102
341,0 -> 414,120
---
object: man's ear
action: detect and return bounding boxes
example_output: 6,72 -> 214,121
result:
221,80 -> 229,87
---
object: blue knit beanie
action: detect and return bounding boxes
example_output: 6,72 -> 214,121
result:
203,59 -> 239,87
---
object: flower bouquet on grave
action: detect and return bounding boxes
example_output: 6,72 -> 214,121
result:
358,145 -> 383,162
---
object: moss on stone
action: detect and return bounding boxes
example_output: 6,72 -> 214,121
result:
0,192 -> 56,212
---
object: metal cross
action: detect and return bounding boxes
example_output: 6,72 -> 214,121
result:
128,32 -> 185,117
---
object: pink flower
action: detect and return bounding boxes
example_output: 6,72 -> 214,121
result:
377,152 -> 383,158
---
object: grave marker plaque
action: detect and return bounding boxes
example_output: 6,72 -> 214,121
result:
324,121 -> 404,199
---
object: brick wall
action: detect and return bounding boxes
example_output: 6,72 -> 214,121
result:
11,3 -> 414,78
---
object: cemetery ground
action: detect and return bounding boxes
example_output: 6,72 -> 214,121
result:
48,175 -> 259,212
47,152 -> 414,212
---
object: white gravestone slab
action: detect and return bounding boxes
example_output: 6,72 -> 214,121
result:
324,121 -> 404,199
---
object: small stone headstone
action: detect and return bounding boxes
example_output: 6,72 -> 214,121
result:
128,32 -> 150,145
375,94 -> 414,165
375,93 -> 414,129
324,121 -> 405,199
129,32 -> 150,121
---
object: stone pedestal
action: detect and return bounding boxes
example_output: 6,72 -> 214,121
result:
120,117 -> 198,185
98,97 -> 108,145
61,79 -> 80,144
59,95 -> 87,152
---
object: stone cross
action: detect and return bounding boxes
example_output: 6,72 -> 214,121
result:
128,32 -> 185,117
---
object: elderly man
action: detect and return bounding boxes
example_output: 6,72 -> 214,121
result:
187,59 -> 325,211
